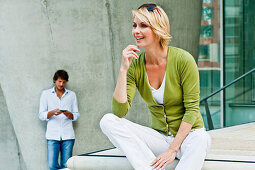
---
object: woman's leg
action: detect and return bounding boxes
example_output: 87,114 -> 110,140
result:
100,113 -> 170,170
175,128 -> 211,170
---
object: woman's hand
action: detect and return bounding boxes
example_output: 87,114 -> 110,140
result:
151,149 -> 177,170
120,45 -> 140,72
151,121 -> 192,169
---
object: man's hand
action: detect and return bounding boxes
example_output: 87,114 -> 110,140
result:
62,110 -> 73,120
151,149 -> 177,170
47,109 -> 62,119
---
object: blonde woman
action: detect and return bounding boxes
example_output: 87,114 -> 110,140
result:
100,3 -> 211,170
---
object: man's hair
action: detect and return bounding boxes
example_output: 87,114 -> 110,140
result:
132,4 -> 171,47
53,70 -> 69,82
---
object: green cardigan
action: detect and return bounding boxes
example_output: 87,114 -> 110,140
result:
112,46 -> 204,136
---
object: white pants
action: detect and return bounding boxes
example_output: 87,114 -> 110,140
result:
100,113 -> 211,170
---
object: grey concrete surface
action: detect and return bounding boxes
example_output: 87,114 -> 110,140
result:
66,123 -> 255,170
0,85 -> 26,170
0,0 -> 202,169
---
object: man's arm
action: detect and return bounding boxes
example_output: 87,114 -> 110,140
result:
38,91 -> 50,121
63,92 -> 80,121
48,109 -> 62,119
38,91 -> 61,121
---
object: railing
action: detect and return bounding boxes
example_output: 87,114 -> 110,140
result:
200,68 -> 255,130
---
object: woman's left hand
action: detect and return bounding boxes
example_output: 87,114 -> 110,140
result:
151,149 -> 177,170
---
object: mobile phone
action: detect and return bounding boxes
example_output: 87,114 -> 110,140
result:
60,110 -> 67,112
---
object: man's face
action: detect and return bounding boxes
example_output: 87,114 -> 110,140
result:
54,78 -> 67,91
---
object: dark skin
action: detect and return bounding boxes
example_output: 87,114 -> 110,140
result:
47,78 -> 73,120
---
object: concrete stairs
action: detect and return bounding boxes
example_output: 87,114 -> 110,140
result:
67,122 -> 255,170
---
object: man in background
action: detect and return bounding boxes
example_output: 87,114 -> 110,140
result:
39,70 -> 80,170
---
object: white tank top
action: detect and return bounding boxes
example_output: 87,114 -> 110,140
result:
147,73 -> 166,105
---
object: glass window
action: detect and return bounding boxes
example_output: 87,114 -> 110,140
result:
225,26 -> 240,37
199,45 -> 209,59
203,0 -> 213,4
202,7 -> 214,21
225,0 -> 242,6
199,0 -> 221,130
224,0 -> 255,127
253,73 -> 255,102
200,25 -> 213,38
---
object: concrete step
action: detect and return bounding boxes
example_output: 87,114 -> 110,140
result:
67,122 -> 255,169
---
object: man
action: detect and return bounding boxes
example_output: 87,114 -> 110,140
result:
39,70 -> 80,170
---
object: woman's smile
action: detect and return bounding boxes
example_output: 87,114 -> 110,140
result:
132,16 -> 158,48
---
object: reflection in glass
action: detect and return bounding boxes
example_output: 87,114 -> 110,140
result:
198,0 -> 221,129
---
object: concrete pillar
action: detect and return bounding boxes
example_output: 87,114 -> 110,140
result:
0,85 -> 26,170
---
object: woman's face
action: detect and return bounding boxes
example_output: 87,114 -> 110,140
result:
132,16 -> 158,48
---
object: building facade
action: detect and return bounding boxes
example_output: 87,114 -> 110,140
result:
198,0 -> 255,129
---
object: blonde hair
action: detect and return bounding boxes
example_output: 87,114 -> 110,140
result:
132,5 -> 171,47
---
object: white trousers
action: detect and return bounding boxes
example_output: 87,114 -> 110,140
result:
100,113 -> 211,170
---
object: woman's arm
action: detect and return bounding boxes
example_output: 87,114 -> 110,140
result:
113,68 -> 129,103
113,45 -> 139,102
112,45 -> 140,117
151,121 -> 192,169
152,51 -> 201,169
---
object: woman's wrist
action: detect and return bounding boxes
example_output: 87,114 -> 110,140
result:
119,66 -> 128,73
168,147 -> 179,154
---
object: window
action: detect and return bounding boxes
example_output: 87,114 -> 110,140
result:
199,45 -> 209,59
202,7 -> 214,21
200,25 -> 213,38
203,0 -> 213,4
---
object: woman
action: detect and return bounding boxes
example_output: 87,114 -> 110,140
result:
100,3 -> 211,170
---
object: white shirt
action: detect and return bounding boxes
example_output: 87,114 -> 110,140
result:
147,73 -> 171,135
39,87 -> 80,140
147,73 -> 166,105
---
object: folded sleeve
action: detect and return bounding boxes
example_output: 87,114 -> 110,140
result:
112,62 -> 137,118
71,92 -> 80,121
179,52 -> 201,125
38,91 -> 49,121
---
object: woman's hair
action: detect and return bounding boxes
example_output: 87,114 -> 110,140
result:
53,70 -> 69,82
132,4 -> 171,47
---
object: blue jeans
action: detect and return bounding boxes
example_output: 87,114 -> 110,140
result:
47,139 -> 75,170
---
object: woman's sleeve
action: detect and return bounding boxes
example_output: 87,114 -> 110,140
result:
179,52 -> 201,125
112,62 -> 137,118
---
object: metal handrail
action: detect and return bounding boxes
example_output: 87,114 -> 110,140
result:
200,68 -> 255,130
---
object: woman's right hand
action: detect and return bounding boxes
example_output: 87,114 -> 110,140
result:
120,45 -> 140,72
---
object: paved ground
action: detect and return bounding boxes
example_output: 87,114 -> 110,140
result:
67,122 -> 255,169
203,122 -> 255,170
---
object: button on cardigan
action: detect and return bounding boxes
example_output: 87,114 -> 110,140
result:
112,46 -> 204,137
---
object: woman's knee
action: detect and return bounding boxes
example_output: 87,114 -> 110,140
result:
99,113 -> 118,131
183,129 -> 211,151
191,130 -> 211,153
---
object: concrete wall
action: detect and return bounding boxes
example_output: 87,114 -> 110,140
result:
0,0 -> 202,169
0,85 -> 26,170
